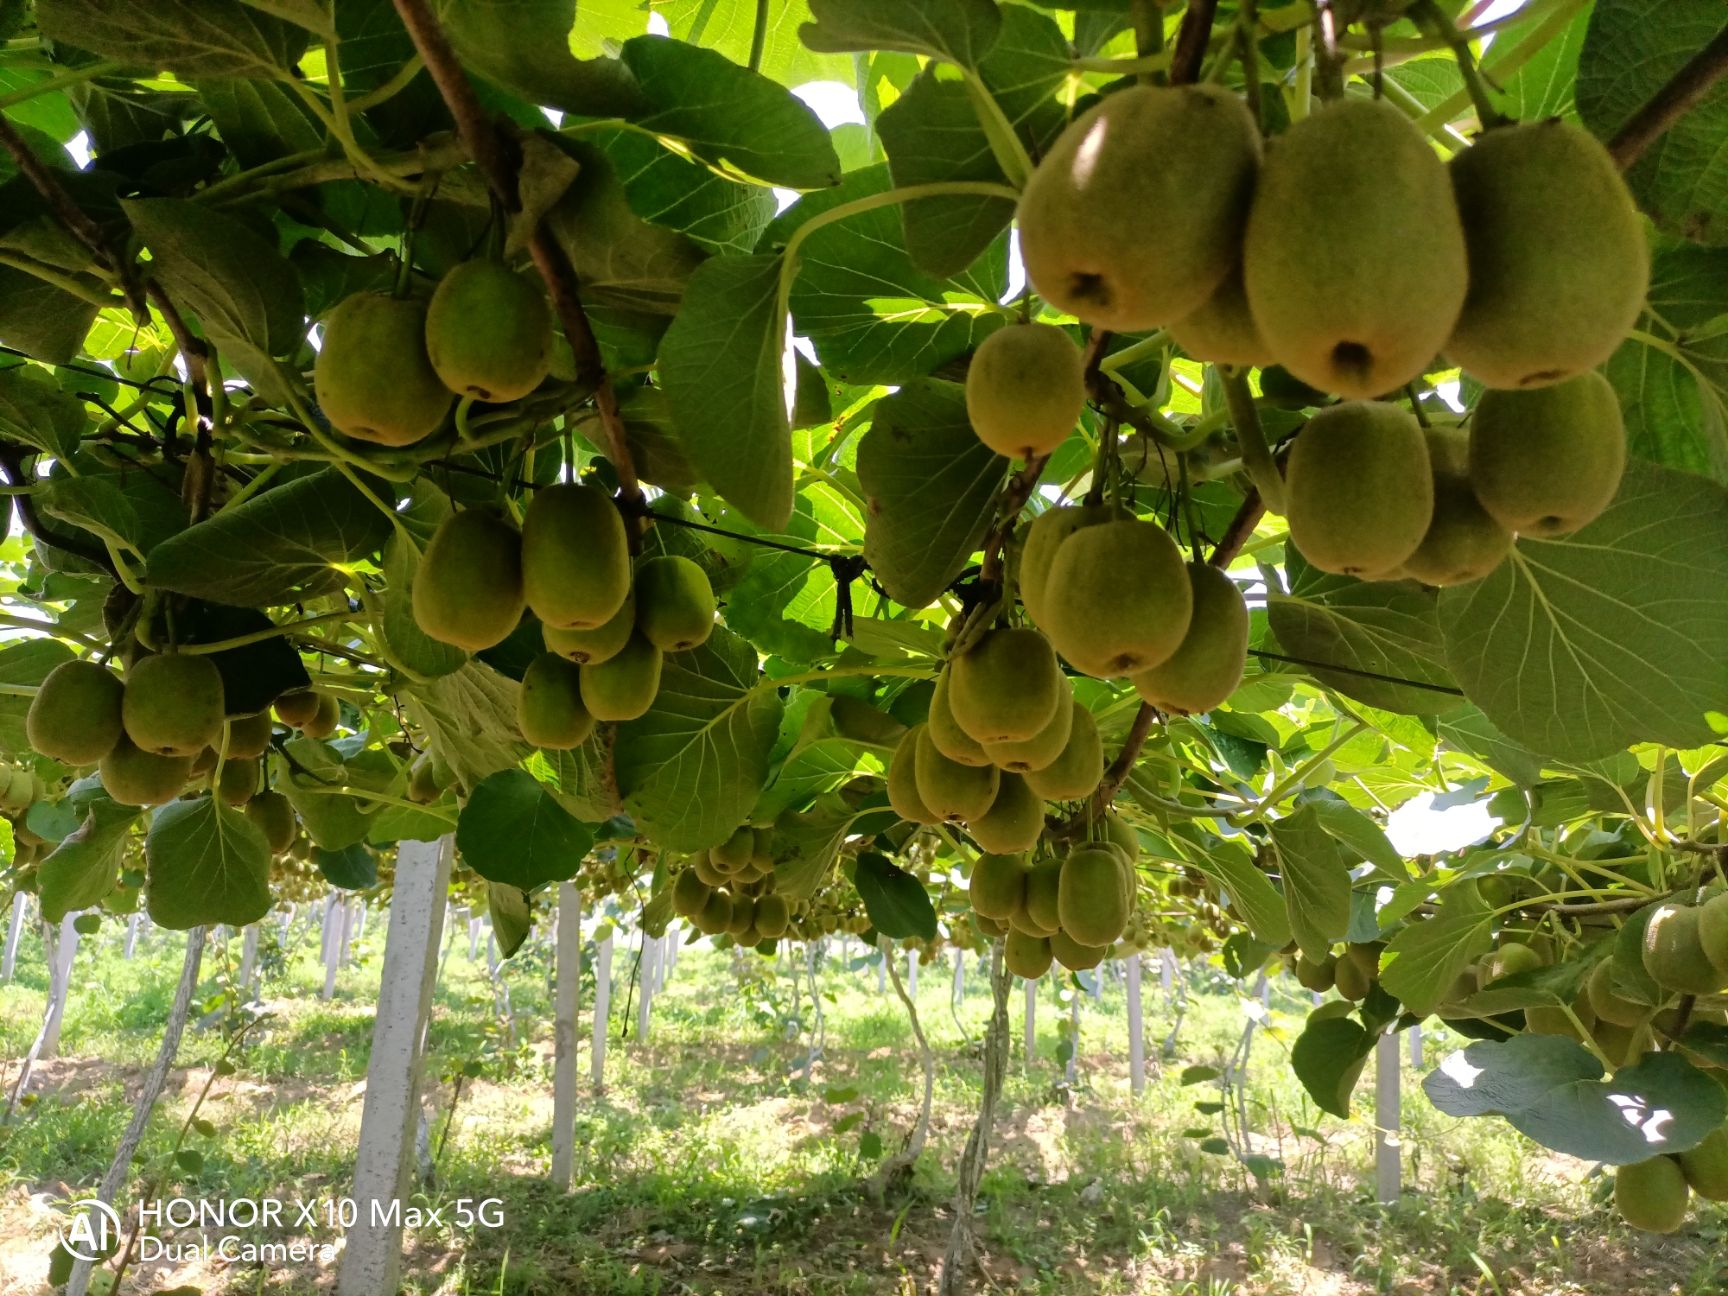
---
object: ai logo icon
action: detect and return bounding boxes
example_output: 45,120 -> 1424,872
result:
59,1199 -> 122,1262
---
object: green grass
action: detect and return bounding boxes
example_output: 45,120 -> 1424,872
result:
2,910 -> 1724,1295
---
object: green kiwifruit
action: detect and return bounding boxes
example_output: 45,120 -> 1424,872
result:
1592,1020 -> 1653,1070
1129,564 -> 1248,715
1041,519 -> 1193,677
1615,1156 -> 1690,1234
517,653 -> 595,750
225,711 -> 274,760
1243,98 -> 1467,399
301,693 -> 340,740
1021,701 -> 1103,799
544,589 -> 636,666
969,852 -> 1029,922
984,684 -> 1076,775
1643,904 -> 1725,996
1524,997 -> 1594,1039
1023,858 -> 1064,934
634,555 -> 716,652
1284,401 -> 1434,577
751,827 -> 775,871
1334,952 -> 1371,1002
520,483 -> 631,631
1482,940 -> 1542,983
974,913 -> 1008,940
693,851 -> 729,888
1679,1126 -> 1728,1202
948,627 -> 1064,745
913,726 -> 999,823
1168,264 -> 1273,368
1018,503 -> 1115,628
122,654 -> 225,757
1587,958 -> 1647,1028
27,659 -> 124,765
190,747 -> 218,778
274,689 -> 321,728
965,323 -> 1085,460
216,755 -> 259,806
1050,928 -> 1108,972
829,695 -> 905,746
888,725 -> 939,825
727,893 -> 757,938
578,632 -> 662,722
1469,371 -> 1626,537
712,825 -> 754,872
673,867 -> 711,918
1446,120 -> 1648,390
968,774 -> 1044,854
694,888 -> 733,935
425,260 -> 553,401
245,789 -> 296,855
1698,892 -> 1728,975
1294,953 -> 1337,993
755,893 -> 790,939
413,508 -> 525,651
1004,928 -> 1054,980
1400,426 -> 1513,587
99,735 -> 192,807
1017,84 -> 1261,330
1058,845 -> 1128,947
927,668 -> 992,767
314,291 -> 452,446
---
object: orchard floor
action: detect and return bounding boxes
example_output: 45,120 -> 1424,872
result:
2,911 -> 1725,1296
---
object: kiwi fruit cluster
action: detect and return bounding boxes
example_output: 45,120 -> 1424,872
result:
1642,897 -> 1728,996
314,260 -> 553,447
1615,1126 -> 1728,1233
1289,941 -> 1385,1001
670,825 -> 792,947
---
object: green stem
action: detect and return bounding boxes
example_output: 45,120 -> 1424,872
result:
1234,720 -> 1367,824
163,610 -> 362,656
1410,0 -> 1509,130
1417,0 -> 1590,131
0,251 -> 123,307
748,0 -> 770,73
0,610 -> 100,650
0,59 -> 122,109
346,56 -> 426,113
960,71 -> 1034,189
762,662 -> 937,693
1221,367 -> 1285,515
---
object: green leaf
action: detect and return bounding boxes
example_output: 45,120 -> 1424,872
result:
614,625 -> 784,852
1185,841 -> 1292,950
1306,801 -> 1408,885
658,253 -> 792,528
857,378 -> 1006,608
456,769 -> 593,892
1270,806 -> 1354,960
37,473 -> 187,558
38,0 -> 311,78
433,0 -> 645,118
1437,704 -> 1545,787
853,850 -> 937,939
1440,461 -> 1728,760
145,797 -> 272,929
196,78 -> 323,169
1577,0 -> 1728,245
620,36 -> 840,191
375,485 -> 467,680
39,796 -> 142,922
314,843 -> 376,889
771,798 -> 876,902
0,266 -> 99,364
0,364 -> 89,459
1496,5 -> 1588,121
146,468 -> 392,607
1602,330 -> 1728,482
1377,882 -> 1493,1017
597,127 -> 777,258
1290,1015 -> 1374,1119
801,0 -> 1003,69
278,738 -> 373,851
0,639 -> 75,756
487,882 -> 533,957
175,1148 -> 204,1174
401,661 -> 533,796
628,0 -> 854,87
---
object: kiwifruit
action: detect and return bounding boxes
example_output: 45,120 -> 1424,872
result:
1018,503 -> 1115,628
1004,928 -> 1053,980
1049,928 -> 1108,972
1284,401 -> 1434,578
300,693 -> 340,740
1294,953 -> 1337,993
216,756 -> 259,807
964,323 -> 1086,460
1592,1019 -> 1654,1070
968,774 -> 1045,854
520,483 -> 631,631
927,668 -> 992,767
828,695 -> 905,747
413,508 -> 525,652
948,627 -> 1064,745
1482,940 -> 1542,983
969,852 -> 1029,922
517,653 -> 595,750
245,789 -> 296,855
406,757 -> 443,804
1587,958 -> 1647,1028
985,684 -> 1076,775
1243,98 -> 1467,399
672,867 -> 711,918
27,659 -> 124,765
727,893 -> 757,938
1469,371 -> 1625,537
1333,952 -> 1371,1002
634,555 -> 716,652
1129,564 -> 1248,715
1400,426 -> 1513,587
1643,904 -> 1725,996
425,260 -> 553,401
1698,892 -> 1728,975
887,726 -> 939,825
578,632 -> 662,723
1017,84 -> 1261,330
225,711 -> 274,760
974,913 -> 1009,940
754,893 -> 790,939
1023,858 -> 1064,934
913,726 -> 999,823
99,735 -> 192,807
694,888 -> 733,935
1679,1126 -> 1728,1202
1446,120 -> 1648,390
1021,701 -> 1103,799
751,827 -> 774,871
712,825 -> 754,872
692,851 -> 729,888
314,291 -> 452,446
1041,519 -> 1193,677
189,747 -> 218,778
543,589 -> 636,666
1615,1156 -> 1690,1233
1524,995 -> 1595,1039
122,654 -> 225,758
274,689 -> 321,728
1168,264 -> 1273,367
1058,845 -> 1128,947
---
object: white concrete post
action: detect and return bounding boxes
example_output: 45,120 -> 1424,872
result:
468,915 -> 481,960
591,928 -> 612,1091
122,909 -> 140,961
1,892 -> 26,980
353,900 -> 367,946
1023,978 -> 1036,1067
239,924 -> 259,1002
952,947 -> 964,1010
1409,1023 -> 1423,1069
1375,1030 -> 1401,1204
1065,989 -> 1080,1085
487,927 -> 499,975
1160,948 -> 1175,996
41,912 -> 81,1058
1126,956 -> 1145,1096
338,898 -> 359,968
336,837 -> 453,1296
664,933 -> 678,980
551,883 -> 581,1189
877,953 -> 886,993
321,893 -> 342,1000
635,934 -> 656,1041
907,948 -> 918,997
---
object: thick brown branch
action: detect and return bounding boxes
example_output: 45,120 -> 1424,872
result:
1169,0 -> 1221,85
1089,700 -> 1159,814
979,453 -> 1050,585
0,448 -> 117,576
1609,24 -> 1728,171
1209,491 -> 1266,568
